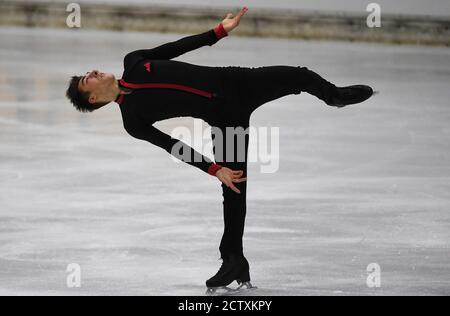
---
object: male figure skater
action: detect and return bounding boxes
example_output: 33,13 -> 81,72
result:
66,7 -> 374,292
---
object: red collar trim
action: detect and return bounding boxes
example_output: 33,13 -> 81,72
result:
115,93 -> 125,105
115,79 -> 128,105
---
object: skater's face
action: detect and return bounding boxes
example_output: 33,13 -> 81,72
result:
78,70 -> 116,104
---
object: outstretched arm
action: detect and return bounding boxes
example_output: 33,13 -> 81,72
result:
125,7 -> 248,61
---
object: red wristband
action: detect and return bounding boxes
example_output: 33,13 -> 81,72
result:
213,23 -> 228,40
208,163 -> 223,176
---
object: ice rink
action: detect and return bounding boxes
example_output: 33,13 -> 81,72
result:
0,26 -> 449,295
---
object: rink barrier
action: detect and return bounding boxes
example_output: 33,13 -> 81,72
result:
0,0 -> 449,47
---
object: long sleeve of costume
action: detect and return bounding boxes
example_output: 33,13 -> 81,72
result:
118,25 -> 228,176
129,123 -> 223,176
125,24 -> 228,61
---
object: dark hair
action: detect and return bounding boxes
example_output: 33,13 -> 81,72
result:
66,76 -> 107,113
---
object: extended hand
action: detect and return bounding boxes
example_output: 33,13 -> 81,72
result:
215,167 -> 247,194
220,6 -> 248,33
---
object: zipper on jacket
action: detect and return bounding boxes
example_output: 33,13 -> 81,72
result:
119,79 -> 216,99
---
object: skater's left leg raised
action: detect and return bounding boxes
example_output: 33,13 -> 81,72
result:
224,65 -> 373,115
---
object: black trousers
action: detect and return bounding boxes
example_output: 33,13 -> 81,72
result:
211,65 -> 337,259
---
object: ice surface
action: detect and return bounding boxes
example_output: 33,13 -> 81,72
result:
0,27 -> 449,295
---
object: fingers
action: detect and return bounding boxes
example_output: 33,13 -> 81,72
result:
231,170 -> 246,180
232,177 -> 247,183
226,7 -> 248,20
232,7 -> 247,27
229,182 -> 241,194
221,177 -> 240,194
239,6 -> 248,17
232,173 -> 246,180
235,7 -> 248,22
218,168 -> 246,194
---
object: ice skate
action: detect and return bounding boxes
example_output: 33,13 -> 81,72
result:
205,254 -> 257,295
327,84 -> 374,107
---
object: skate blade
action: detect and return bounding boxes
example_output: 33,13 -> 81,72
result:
205,286 -> 236,296
206,282 -> 257,296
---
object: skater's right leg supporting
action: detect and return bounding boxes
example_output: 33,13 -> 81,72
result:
208,122 -> 253,291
